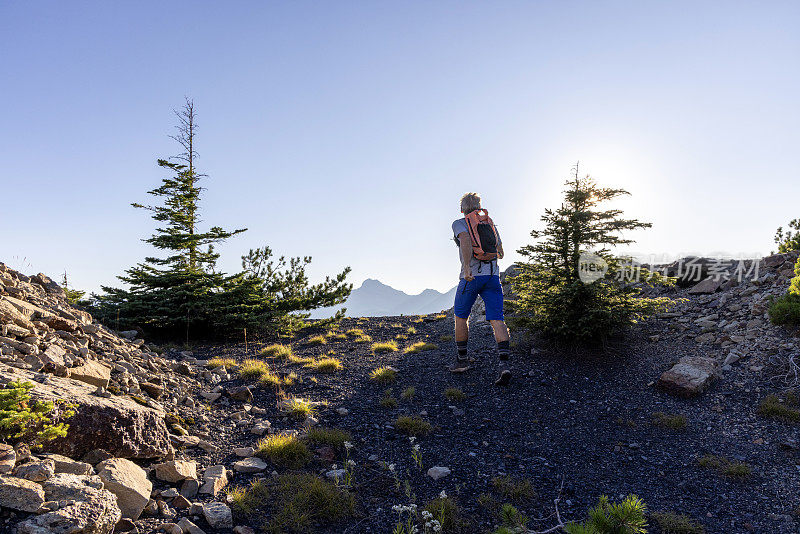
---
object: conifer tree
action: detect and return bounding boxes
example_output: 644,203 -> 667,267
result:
510,164 -> 673,344
92,99 -> 351,339
94,99 -> 245,337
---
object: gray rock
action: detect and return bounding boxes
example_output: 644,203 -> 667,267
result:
17,487 -> 121,534
658,356 -> 719,397
0,444 -> 15,474
154,459 -> 198,483
199,465 -> 228,496
13,458 -> 55,482
97,457 -> 152,519
0,474 -> 45,512
178,517 -> 207,534
427,466 -> 451,481
203,501 -> 233,529
42,473 -> 104,501
180,477 -> 200,498
41,453 -> 94,475
233,457 -> 267,473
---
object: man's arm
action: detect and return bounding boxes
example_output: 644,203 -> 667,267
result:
497,241 -> 504,260
458,232 -> 474,281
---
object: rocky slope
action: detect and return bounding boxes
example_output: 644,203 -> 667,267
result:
0,252 -> 798,533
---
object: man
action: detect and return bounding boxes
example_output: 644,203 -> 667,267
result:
451,192 -> 512,386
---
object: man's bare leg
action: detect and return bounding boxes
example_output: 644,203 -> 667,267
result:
489,320 -> 509,343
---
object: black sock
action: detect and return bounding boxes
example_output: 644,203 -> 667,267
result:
457,340 -> 468,359
498,340 -> 510,360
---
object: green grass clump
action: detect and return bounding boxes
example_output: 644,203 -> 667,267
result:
305,357 -> 343,373
381,397 -> 398,409
306,335 -> 327,346
395,334 -> 408,341
401,387 -> 416,400
407,326 -> 417,334
307,427 -> 352,450
238,359 -> 271,380
394,415 -> 432,436
267,473 -> 355,533
256,434 -> 311,468
652,412 -> 688,430
327,332 -> 347,341
371,341 -> 399,353
228,479 -> 271,516
405,341 -> 438,354
650,511 -> 705,533
697,454 -> 751,479
345,328 -> 364,337
207,357 -> 237,369
260,344 -> 293,359
226,473 -> 354,533
258,371 -> 283,387
757,393 -> 800,422
444,387 -> 466,402
491,475 -> 535,502
423,496 -> 460,531
370,366 -> 397,383
440,335 -> 454,342
281,397 -> 320,420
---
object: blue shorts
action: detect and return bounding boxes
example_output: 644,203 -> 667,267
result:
454,275 -> 504,321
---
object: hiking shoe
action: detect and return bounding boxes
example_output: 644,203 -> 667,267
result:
449,360 -> 472,373
494,369 -> 512,386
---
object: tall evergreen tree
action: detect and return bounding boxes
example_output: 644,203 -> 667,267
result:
92,99 -> 352,340
510,164 -> 673,344
94,99 -> 245,337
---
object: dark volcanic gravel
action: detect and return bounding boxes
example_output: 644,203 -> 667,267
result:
144,311 -> 799,534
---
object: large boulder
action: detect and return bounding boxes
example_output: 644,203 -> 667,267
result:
0,474 -> 44,512
42,473 -> 104,501
0,363 -> 173,459
154,460 -> 197,483
17,487 -> 121,534
68,360 -> 112,388
658,356 -> 719,397
97,458 -> 152,519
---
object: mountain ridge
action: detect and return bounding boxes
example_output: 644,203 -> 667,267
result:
310,278 -> 457,318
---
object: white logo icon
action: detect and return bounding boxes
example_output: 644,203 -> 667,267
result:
578,252 -> 608,284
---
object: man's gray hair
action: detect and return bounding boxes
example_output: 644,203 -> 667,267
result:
460,192 -> 481,214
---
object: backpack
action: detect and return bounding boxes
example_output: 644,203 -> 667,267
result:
464,209 -> 499,265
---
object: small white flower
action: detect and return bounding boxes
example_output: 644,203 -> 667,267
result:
388,463 -> 396,472
409,436 -> 416,443
439,490 -> 447,499
346,459 -> 355,467
344,441 -> 353,450
331,464 -> 338,470
413,444 -> 420,452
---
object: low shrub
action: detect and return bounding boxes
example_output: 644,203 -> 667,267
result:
769,293 -> 800,326
306,335 -> 327,346
0,380 -> 74,446
423,496 -> 460,532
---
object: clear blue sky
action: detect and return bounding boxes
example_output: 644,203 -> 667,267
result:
2,1 -> 798,295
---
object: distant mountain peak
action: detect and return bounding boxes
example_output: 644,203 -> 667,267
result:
311,278 -> 457,318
